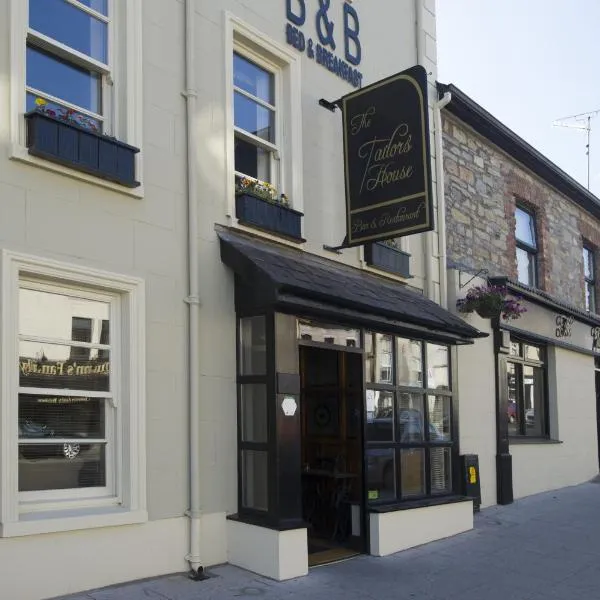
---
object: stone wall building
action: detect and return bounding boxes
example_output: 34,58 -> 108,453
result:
439,83 -> 600,507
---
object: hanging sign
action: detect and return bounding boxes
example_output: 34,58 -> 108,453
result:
341,65 -> 433,247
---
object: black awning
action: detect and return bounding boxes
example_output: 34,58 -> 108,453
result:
218,228 -> 486,344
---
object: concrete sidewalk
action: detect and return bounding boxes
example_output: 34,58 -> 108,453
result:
56,482 -> 600,600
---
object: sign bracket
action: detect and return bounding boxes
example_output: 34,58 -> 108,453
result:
318,98 -> 342,113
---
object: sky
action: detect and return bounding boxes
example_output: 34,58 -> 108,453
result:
436,0 -> 600,197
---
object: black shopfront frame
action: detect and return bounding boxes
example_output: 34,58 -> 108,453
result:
231,281 -> 464,534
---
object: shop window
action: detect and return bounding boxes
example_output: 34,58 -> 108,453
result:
365,335 -> 454,504
238,316 -> 269,512
515,206 -> 538,287
583,245 -> 596,313
1,252 -> 146,535
506,339 -> 547,438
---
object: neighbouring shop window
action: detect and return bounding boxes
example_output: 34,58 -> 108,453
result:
233,52 -> 279,190
365,334 -> 454,503
515,206 -> 538,287
18,284 -> 113,497
506,339 -> 547,437
238,316 -> 269,512
583,245 -> 596,313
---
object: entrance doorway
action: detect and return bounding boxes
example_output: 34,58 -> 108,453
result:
299,346 -> 366,566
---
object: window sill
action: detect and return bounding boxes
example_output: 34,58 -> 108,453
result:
1,506 -> 148,538
509,436 -> 563,445
227,512 -> 307,532
368,495 -> 470,513
10,143 -> 144,199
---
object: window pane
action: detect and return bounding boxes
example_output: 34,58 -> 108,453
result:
507,362 -> 519,436
241,384 -> 267,443
19,442 -> 105,491
78,0 -> 108,15
426,344 -> 449,390
234,137 -> 271,182
26,93 -> 103,131
584,247 -> 594,279
427,395 -> 451,441
586,282 -> 596,313
234,92 -> 274,142
19,288 -> 109,343
297,320 -> 360,347
396,338 -> 422,387
233,54 -> 274,104
375,334 -> 393,384
524,344 -> 541,361
19,342 -> 110,392
19,394 -> 105,439
241,450 -> 268,511
523,365 -> 545,437
366,448 -> 395,502
517,247 -> 535,286
430,447 -> 452,494
239,316 -> 266,376
29,0 -> 108,63
515,207 -> 536,247
509,341 -> 521,357
400,448 -> 425,498
27,46 -> 102,114
365,390 -> 394,442
397,393 -> 424,442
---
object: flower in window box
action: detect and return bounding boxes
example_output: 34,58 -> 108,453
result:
33,97 -> 99,133
235,176 -> 289,206
456,284 -> 526,320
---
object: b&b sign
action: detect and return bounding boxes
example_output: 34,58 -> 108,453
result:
342,65 -> 433,247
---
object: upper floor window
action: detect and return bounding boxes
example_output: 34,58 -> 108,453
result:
27,0 -> 110,133
584,245 -> 596,313
233,52 -> 279,191
515,206 -> 537,287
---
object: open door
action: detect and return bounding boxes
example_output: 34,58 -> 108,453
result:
300,346 -> 366,566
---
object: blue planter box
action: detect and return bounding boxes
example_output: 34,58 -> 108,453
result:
235,193 -> 303,241
364,242 -> 411,278
25,111 -> 140,188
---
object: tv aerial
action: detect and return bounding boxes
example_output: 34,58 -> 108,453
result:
553,109 -> 600,189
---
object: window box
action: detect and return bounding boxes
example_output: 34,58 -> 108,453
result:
235,192 -> 303,241
25,111 -> 140,188
364,243 -> 411,278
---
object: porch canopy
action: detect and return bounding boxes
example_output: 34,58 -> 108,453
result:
218,227 -> 485,345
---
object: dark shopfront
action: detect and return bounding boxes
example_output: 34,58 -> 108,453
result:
219,227 -> 484,567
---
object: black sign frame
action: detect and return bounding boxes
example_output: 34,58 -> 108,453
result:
341,65 -> 433,247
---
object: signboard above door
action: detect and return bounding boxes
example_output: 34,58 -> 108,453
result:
341,65 -> 433,247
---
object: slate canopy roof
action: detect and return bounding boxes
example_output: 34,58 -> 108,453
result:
218,227 -> 485,345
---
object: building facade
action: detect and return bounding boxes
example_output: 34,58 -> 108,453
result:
440,83 -> 600,509
0,2 -> 489,599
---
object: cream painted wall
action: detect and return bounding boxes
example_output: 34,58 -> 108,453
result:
511,347 -> 598,499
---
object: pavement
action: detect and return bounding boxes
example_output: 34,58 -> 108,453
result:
56,481 -> 600,600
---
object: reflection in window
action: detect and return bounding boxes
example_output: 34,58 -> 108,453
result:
366,390 -> 394,442
401,449 -> 425,498
367,448 -> 395,502
584,245 -> 596,313
515,206 -> 537,287
297,320 -> 361,348
396,338 -> 422,387
239,316 -> 266,376
376,334 -> 393,384
506,339 -> 546,437
426,344 -> 449,389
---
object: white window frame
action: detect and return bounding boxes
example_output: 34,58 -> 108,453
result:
9,0 -> 144,197
0,251 -> 147,537
224,13 -> 303,219
26,0 -> 112,133
233,50 -> 281,193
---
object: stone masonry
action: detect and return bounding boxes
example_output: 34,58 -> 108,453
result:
443,112 -> 600,310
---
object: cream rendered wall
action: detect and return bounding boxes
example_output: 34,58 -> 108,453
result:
511,347 -> 598,499
192,0 -> 442,562
0,0 -> 191,596
448,270 -> 497,507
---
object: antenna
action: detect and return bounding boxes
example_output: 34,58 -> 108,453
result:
553,109 -> 600,189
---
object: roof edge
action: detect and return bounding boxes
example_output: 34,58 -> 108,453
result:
437,82 -> 600,220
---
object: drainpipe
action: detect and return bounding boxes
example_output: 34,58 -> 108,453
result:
414,0 -> 433,300
435,91 -> 452,308
183,0 -> 203,579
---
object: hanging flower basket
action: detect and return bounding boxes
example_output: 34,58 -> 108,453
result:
457,284 -> 526,320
